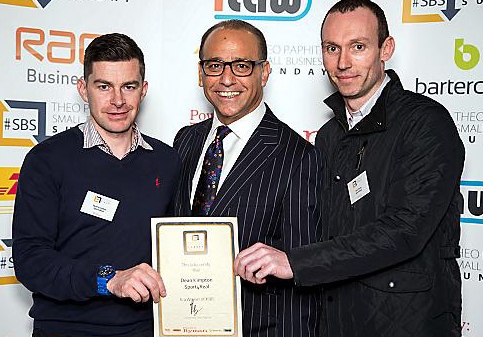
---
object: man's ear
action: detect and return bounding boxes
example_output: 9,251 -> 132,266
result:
77,77 -> 88,102
141,81 -> 148,101
380,36 -> 395,62
261,61 -> 271,87
198,64 -> 203,87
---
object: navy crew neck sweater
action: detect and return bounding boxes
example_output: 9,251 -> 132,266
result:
13,127 -> 180,336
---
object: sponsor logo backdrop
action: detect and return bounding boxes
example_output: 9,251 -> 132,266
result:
0,0 -> 481,336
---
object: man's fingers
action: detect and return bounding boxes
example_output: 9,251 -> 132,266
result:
108,263 -> 166,303
234,243 -> 293,284
237,249 -> 272,282
131,280 -> 151,302
145,264 -> 165,290
235,243 -> 271,276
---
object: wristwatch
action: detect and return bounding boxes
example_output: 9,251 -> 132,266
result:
97,265 -> 116,295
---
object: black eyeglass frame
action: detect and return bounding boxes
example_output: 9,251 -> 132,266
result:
199,59 -> 266,77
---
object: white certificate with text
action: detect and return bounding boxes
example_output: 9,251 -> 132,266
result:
151,217 -> 242,337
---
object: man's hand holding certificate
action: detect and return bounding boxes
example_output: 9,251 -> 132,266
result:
151,217 -> 242,337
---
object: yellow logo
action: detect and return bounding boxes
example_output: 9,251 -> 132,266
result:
0,167 -> 20,201
402,0 -> 444,23
0,0 -> 52,9
0,0 -> 36,7
0,239 -> 19,285
0,101 -> 36,147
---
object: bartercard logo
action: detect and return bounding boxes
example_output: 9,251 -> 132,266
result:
1,100 -> 48,147
460,181 -> 483,225
0,239 -> 18,286
214,0 -> 312,21
455,38 -> 481,71
0,0 -> 53,9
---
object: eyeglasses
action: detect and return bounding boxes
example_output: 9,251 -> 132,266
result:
200,59 -> 266,77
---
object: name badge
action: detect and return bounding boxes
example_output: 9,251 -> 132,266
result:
80,191 -> 119,222
347,171 -> 370,205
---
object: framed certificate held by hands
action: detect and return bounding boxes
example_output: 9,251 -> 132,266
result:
151,217 -> 242,337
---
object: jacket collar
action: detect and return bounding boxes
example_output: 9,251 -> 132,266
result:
324,69 -> 403,135
194,103 -> 277,145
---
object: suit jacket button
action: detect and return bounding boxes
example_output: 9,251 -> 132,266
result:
334,175 -> 341,182
388,281 -> 395,288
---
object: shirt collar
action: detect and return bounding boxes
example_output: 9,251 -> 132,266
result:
79,118 -> 153,153
345,74 -> 390,121
211,101 -> 266,141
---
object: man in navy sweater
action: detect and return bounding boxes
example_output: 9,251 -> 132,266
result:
12,33 -> 180,336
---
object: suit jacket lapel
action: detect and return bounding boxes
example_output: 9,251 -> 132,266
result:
188,120 -> 211,188
210,107 -> 282,215
179,120 -> 211,216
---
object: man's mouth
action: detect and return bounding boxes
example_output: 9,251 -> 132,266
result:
217,91 -> 241,98
336,74 -> 358,81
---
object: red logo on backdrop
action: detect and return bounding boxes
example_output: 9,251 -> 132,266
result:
190,109 -> 213,125
0,168 -> 20,201
16,27 -> 99,64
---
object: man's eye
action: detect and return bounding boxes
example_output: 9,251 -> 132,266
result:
98,84 -> 109,90
235,63 -> 249,69
326,46 -> 338,53
354,44 -> 365,51
124,85 -> 136,90
208,63 -> 222,70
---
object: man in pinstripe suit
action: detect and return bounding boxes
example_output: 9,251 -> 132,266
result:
173,20 -> 323,337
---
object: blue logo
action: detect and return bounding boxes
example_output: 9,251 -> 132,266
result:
460,181 -> 483,225
214,0 -> 312,21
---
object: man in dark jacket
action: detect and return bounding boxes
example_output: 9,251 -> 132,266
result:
234,1 -> 464,336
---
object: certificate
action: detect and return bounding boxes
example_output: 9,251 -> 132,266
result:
151,217 -> 242,337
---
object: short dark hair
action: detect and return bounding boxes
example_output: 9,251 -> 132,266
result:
199,19 -> 267,60
321,0 -> 389,48
83,33 -> 145,80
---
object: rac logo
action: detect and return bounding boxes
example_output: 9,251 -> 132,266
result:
214,0 -> 312,21
16,27 -> 99,64
0,0 -> 52,8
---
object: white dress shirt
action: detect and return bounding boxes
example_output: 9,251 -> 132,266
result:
346,74 -> 390,129
190,101 -> 266,206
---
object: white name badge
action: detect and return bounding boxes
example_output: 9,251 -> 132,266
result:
80,191 -> 120,222
347,171 -> 370,205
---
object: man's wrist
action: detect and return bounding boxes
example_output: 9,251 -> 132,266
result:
97,265 -> 116,295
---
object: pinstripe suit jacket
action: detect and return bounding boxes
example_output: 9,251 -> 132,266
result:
173,105 -> 323,337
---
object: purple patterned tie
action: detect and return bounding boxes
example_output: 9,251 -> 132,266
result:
192,125 -> 232,216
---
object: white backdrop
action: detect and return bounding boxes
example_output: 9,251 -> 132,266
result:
0,1 -> 482,336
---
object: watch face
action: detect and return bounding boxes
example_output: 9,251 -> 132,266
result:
98,265 -> 115,277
